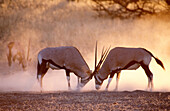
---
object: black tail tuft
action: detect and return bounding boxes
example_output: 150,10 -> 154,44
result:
154,57 -> 165,70
142,48 -> 165,70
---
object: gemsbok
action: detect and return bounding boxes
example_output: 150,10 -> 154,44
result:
37,44 -> 109,91
7,42 -> 27,70
37,46 -> 91,90
93,47 -> 165,91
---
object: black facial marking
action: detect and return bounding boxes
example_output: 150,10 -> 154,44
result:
95,75 -> 103,85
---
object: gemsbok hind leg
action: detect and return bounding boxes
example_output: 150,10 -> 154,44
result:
37,60 -> 49,91
66,70 -> 71,90
140,63 -> 153,91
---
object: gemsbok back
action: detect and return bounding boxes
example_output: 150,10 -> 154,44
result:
93,47 -> 165,91
37,46 -> 93,90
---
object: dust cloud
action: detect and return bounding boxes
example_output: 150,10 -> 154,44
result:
0,0 -> 169,92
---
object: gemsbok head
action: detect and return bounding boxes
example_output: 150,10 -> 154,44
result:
93,46 -> 165,91
37,46 -> 94,91
7,42 -> 27,70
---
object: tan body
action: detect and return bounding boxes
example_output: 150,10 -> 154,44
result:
37,46 -> 92,90
94,47 -> 164,91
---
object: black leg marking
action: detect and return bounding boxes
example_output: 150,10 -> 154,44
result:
41,60 -> 49,78
77,77 -> 80,88
105,70 -> 117,90
66,70 -> 70,77
110,72 -> 115,78
114,71 -> 121,91
140,62 -> 153,81
38,60 -> 49,80
140,62 -> 153,90
38,59 -> 74,90
66,70 -> 71,89
39,60 -> 49,89
116,71 -> 121,79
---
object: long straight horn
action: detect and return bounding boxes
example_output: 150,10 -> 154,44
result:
101,46 -> 111,62
96,46 -> 110,69
92,45 -> 111,75
95,41 -> 97,70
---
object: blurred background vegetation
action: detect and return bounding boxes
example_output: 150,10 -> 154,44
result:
0,0 -> 170,63
91,0 -> 170,19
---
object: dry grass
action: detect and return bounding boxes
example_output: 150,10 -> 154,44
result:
0,0 -> 97,61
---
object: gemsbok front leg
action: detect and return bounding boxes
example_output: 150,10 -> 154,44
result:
77,77 -> 80,88
65,70 -> 71,90
105,70 -> 121,91
105,74 -> 114,91
115,71 -> 121,91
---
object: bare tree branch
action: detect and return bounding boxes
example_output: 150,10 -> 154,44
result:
91,0 -> 169,19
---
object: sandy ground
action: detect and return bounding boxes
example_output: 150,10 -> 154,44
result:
0,90 -> 169,111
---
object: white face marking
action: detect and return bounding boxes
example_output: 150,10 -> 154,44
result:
38,54 -> 42,64
95,84 -> 101,90
38,75 -> 41,81
96,75 -> 102,83
81,76 -> 89,81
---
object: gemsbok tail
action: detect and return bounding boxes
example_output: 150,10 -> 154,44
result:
143,48 -> 165,70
